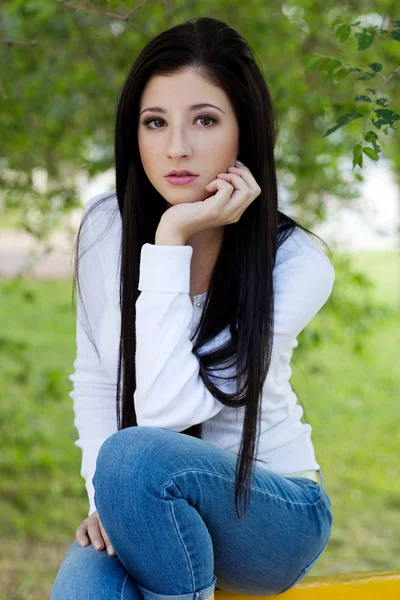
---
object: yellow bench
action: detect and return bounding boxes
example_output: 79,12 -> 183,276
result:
38,569 -> 400,599
218,570 -> 400,598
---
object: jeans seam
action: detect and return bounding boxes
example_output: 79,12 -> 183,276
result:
165,468 -> 322,507
162,477 -> 196,593
117,571 -> 130,600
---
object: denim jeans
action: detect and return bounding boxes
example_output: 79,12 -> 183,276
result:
51,426 -> 333,599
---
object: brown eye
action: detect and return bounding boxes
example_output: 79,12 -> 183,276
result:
143,117 -> 164,129
196,115 -> 217,127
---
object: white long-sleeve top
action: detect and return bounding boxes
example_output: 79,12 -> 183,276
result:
69,191 -> 335,517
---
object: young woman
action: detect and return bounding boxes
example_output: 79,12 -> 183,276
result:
51,16 -> 335,600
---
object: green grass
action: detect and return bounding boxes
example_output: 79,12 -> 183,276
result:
338,249 -> 399,307
0,250 -> 399,598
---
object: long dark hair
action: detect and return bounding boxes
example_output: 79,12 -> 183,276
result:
73,17 -> 332,521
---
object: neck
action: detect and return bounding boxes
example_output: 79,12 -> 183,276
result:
186,227 -> 224,300
185,227 -> 224,263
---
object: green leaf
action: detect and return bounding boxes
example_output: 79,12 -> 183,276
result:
323,59 -> 343,81
391,30 -> 400,41
330,18 -> 343,28
323,112 -> 364,137
355,30 -> 375,50
353,143 -> 363,169
356,71 -> 378,81
334,68 -> 351,81
336,24 -> 351,42
372,109 -> 400,129
354,95 -> 372,103
364,130 -> 378,142
318,57 -> 332,72
362,147 -> 379,160
368,62 -> 383,72
305,55 -> 322,73
376,97 -> 389,107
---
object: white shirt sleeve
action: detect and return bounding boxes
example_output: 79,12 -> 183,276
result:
271,250 -> 335,360
134,243 -> 227,431
69,200 -> 118,517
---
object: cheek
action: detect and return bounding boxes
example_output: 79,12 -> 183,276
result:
138,141 -> 157,174
208,146 -> 238,172
207,129 -> 239,162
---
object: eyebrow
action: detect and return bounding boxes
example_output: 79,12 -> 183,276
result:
139,103 -> 226,116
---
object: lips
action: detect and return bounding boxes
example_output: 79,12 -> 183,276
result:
167,170 -> 198,176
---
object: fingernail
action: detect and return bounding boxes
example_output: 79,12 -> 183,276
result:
236,160 -> 244,165
94,541 -> 102,549
80,540 -> 86,547
107,545 -> 114,555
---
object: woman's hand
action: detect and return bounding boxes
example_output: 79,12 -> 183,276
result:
76,510 -> 117,556
157,160 -> 261,243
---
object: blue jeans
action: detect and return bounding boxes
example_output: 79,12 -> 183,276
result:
51,426 -> 333,599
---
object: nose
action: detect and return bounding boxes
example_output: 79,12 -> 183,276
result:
167,126 -> 193,160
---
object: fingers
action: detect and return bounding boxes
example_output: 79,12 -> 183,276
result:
205,161 -> 260,199
202,160 -> 260,226
228,166 -> 261,195
203,177 -> 234,209
86,515 -> 105,551
99,518 -> 117,556
76,520 -> 89,548
76,514 -> 117,557
214,172 -> 253,209
216,172 -> 247,190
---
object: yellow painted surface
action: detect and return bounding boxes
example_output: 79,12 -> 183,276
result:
215,570 -> 400,598
39,569 -> 400,599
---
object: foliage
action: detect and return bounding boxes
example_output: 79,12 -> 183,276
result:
305,16 -> 400,168
1,1 -> 399,239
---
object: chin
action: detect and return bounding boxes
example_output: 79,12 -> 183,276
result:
163,191 -> 204,205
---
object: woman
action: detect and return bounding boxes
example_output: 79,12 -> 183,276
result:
51,16 -> 335,600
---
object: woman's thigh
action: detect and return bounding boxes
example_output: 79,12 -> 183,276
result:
50,539 -> 140,600
93,426 -> 333,596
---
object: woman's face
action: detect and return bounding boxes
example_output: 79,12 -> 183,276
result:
137,67 -> 240,208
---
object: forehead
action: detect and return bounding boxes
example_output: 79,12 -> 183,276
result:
139,69 -> 229,109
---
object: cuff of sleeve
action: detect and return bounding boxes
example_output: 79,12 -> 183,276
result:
87,479 -> 97,517
138,243 -> 193,293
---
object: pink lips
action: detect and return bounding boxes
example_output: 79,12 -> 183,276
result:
165,174 -> 198,185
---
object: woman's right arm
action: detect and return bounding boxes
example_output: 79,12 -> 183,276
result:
69,194 -> 118,552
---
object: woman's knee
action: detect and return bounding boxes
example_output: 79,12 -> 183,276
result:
94,427 -> 176,481
93,427 -> 184,513
50,540 -> 139,599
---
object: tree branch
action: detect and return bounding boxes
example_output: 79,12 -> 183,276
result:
55,0 -> 150,22
0,37 -> 37,47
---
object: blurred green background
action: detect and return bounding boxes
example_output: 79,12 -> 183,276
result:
1,0 -> 400,598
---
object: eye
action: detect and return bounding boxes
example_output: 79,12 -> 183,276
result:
142,116 -> 164,129
142,115 -> 218,129
195,115 -> 218,127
